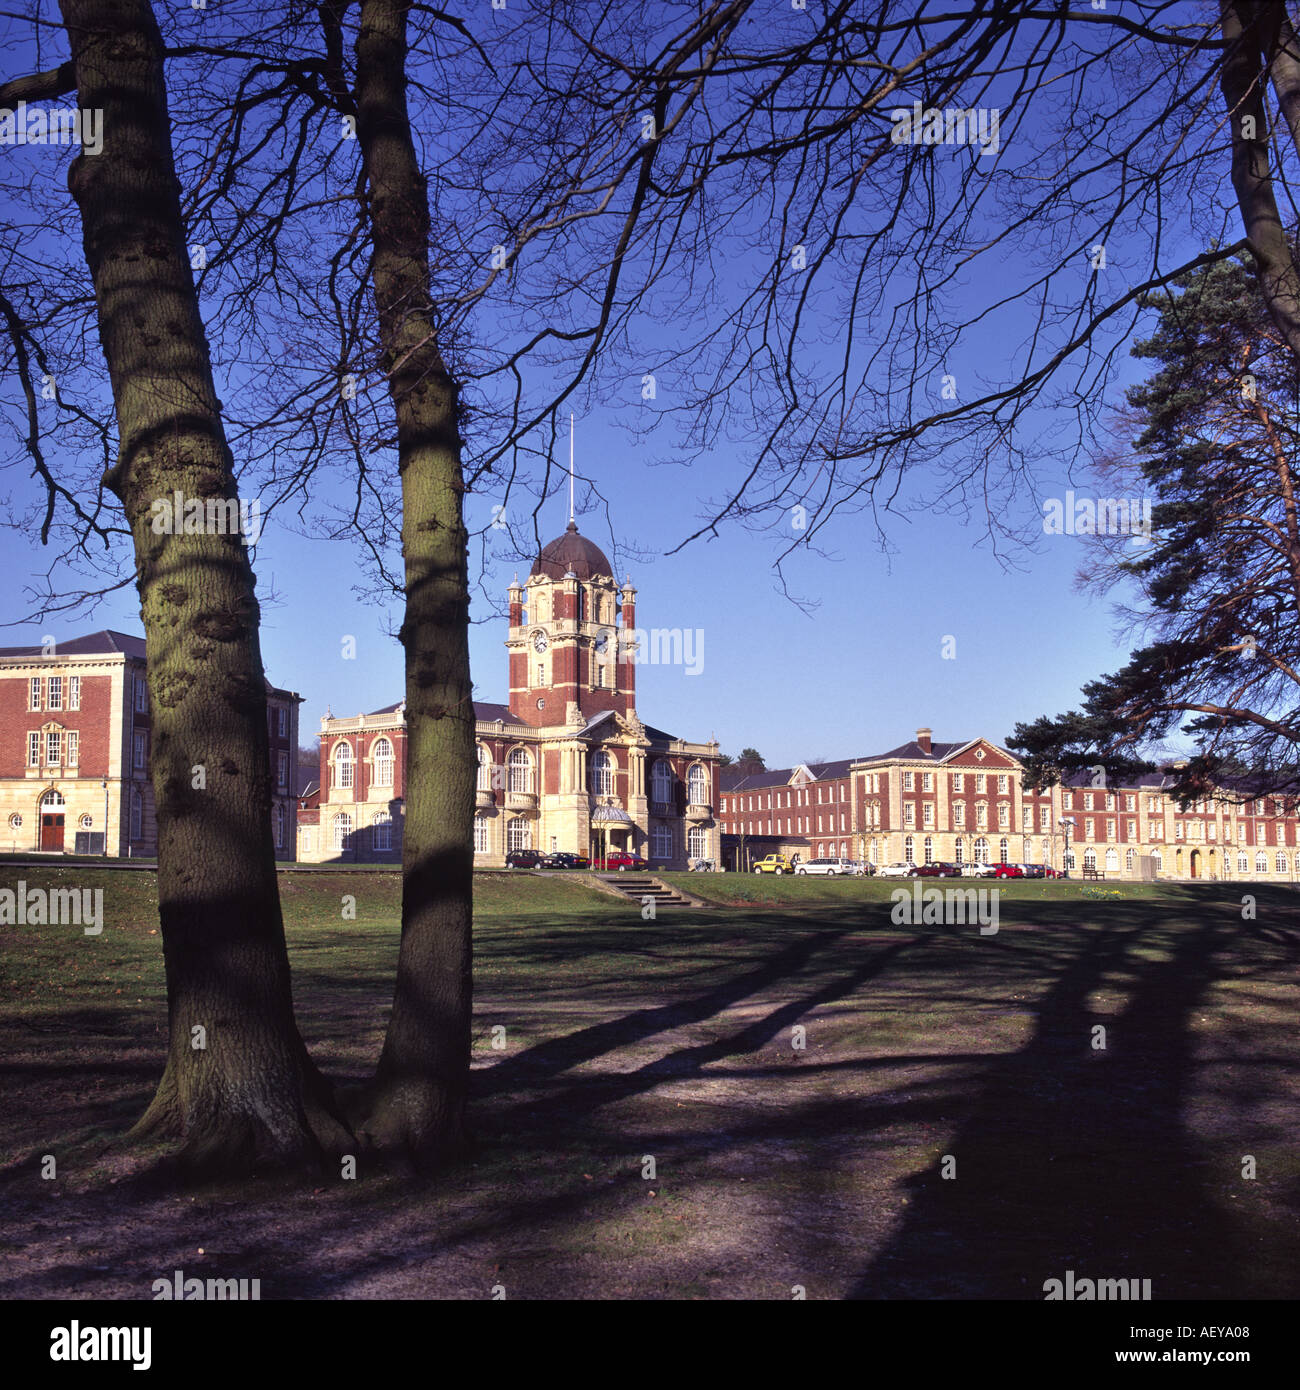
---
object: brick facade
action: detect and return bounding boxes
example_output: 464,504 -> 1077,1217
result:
720,727 -> 1300,881
0,630 -> 300,858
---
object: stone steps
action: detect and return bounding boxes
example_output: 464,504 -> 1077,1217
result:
595,873 -> 704,909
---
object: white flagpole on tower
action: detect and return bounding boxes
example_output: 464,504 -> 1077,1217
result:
569,413 -> 575,525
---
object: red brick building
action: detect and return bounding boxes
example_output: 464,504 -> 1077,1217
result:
720,727 -> 1300,881
0,630 -> 300,858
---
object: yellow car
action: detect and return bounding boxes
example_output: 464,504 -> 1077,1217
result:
752,854 -> 794,875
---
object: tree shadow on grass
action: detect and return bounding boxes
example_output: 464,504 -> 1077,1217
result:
848,914 -> 1280,1299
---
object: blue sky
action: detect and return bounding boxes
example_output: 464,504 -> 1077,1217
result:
0,3 -> 1213,768
1,408 -> 1150,769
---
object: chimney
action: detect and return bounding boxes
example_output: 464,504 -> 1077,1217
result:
916,727 -> 932,756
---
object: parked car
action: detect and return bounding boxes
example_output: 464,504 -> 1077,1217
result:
540,851 -> 590,870
991,862 -> 1024,878
505,849 -> 543,869
795,857 -> 858,876
594,851 -> 647,872
688,858 -> 718,872
753,853 -> 795,875
964,862 -> 999,877
879,862 -> 915,878
1020,863 -> 1048,879
911,861 -> 961,878
845,860 -> 876,876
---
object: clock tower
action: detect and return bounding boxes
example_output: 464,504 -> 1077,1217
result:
507,520 -> 638,728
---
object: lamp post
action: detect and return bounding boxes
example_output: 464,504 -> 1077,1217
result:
1059,816 -> 1076,878
102,779 -> 109,858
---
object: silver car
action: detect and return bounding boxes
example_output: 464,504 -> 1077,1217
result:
794,857 -> 859,876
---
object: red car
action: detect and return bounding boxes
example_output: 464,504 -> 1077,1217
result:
594,851 -> 648,872
991,863 -> 1024,879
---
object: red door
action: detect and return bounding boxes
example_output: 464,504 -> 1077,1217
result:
40,812 -> 65,851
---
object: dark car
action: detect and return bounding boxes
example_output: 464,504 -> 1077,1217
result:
991,862 -> 1024,879
505,849 -> 543,869
540,851 -> 590,870
911,860 -> 961,878
1020,863 -> 1048,879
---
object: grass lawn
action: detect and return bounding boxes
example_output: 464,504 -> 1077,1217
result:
0,865 -> 1297,1299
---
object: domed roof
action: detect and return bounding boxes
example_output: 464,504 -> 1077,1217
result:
530,520 -> 613,580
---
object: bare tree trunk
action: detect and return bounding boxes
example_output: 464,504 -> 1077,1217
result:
59,0 -> 347,1173
352,0 -> 475,1161
1222,2 -> 1300,361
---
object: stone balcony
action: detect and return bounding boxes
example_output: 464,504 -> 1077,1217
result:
648,800 -> 675,819
506,790 -> 539,814
685,802 -> 712,823
475,788 -> 496,810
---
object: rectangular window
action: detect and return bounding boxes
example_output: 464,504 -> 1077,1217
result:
1107,818 -> 1116,839
997,774 -> 1008,793
922,772 -> 933,792
69,675 -> 80,710
277,707 -> 288,738
134,676 -> 147,712
1084,818 -> 1094,840
130,792 -> 143,840
975,774 -> 986,794
1063,791 -> 1073,810
954,803 -> 965,828
46,730 -> 62,765
67,731 -> 79,768
904,803 -> 915,827
277,751 -> 289,790
1176,822 -> 1185,840
1040,806 -> 1051,831
133,730 -> 147,770
29,677 -> 41,711
903,771 -> 914,791
28,732 -> 39,767
1128,819 -> 1137,839
474,816 -> 489,854
47,675 -> 62,710
923,803 -> 935,828
1083,792 -> 1094,811
1125,794 -> 1135,811
952,772 -> 964,793
998,803 -> 1009,829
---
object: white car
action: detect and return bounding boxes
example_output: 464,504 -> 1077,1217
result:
879,862 -> 915,878
795,857 -> 859,876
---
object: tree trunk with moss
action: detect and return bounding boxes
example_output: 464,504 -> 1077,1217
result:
60,0 -> 347,1173
352,0 -> 475,1162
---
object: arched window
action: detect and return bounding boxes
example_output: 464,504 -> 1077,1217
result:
274,803 -> 285,849
371,737 -> 393,788
1083,848 -> 1097,871
130,788 -> 143,839
589,750 -> 613,796
333,742 -> 354,789
651,824 -> 673,859
904,835 -> 914,864
508,747 -> 533,794
1105,847 -> 1119,871
923,836 -> 934,864
1150,848 -> 1161,872
473,815 -> 489,854
650,759 -> 673,804
1125,848 -> 1135,872
869,838 -> 879,865
688,826 -> 707,860
332,812 -> 352,850
1238,851 -> 1248,873
974,837 -> 989,865
687,764 -> 708,806
1277,852 -> 1288,874
954,838 -> 965,865
839,841 -> 848,857
507,818 -> 531,852
477,745 -> 494,792
372,811 -> 392,851
1256,851 -> 1268,873
40,788 -> 65,807
998,837 -> 1009,864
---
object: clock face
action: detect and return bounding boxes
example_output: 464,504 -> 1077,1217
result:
532,631 -> 548,653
